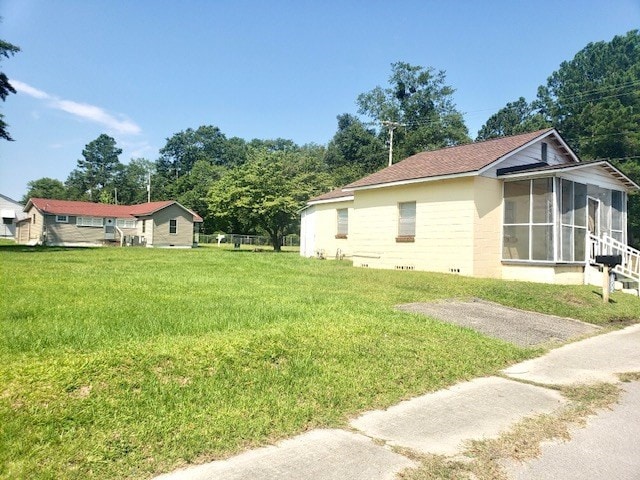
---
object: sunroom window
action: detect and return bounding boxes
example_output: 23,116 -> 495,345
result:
611,190 -> 624,243
560,179 -> 587,262
503,179 -> 554,261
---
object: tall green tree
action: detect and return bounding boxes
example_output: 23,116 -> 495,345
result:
67,134 -> 123,201
0,33 -> 20,141
476,97 -> 550,140
113,158 -> 154,205
357,62 -> 470,160
22,178 -> 67,203
324,114 -> 386,185
207,148 -> 330,251
535,30 -> 640,159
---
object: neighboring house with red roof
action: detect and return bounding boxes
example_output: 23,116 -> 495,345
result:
16,198 -> 203,248
301,128 -> 640,290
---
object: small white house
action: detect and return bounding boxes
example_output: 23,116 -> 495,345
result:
301,129 -> 640,290
0,194 -> 28,239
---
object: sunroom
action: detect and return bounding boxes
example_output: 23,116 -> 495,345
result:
498,161 -> 638,284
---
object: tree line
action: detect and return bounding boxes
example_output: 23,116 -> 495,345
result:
13,30 -> 640,248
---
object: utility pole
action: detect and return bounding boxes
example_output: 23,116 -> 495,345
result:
381,121 -> 404,166
147,172 -> 151,203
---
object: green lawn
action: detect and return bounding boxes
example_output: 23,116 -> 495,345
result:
1,244 -> 638,479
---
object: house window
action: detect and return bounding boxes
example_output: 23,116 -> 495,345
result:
2,217 -> 12,225
169,219 -> 177,234
611,190 -> 625,243
397,201 -> 416,241
560,179 -> 587,262
541,142 -> 548,163
503,179 -> 554,261
336,209 -> 348,238
56,215 -> 68,223
116,219 -> 136,228
76,217 -> 104,227
33,214 -> 36,224
142,220 -> 146,233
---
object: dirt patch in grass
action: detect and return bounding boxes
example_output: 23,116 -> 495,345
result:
606,316 -> 638,327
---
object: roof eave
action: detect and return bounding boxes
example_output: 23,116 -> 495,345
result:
499,161 -> 639,191
307,195 -> 354,206
345,170 -> 478,192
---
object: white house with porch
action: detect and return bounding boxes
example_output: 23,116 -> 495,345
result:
301,129 -> 639,294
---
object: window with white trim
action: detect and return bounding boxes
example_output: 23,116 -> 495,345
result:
503,179 -> 554,261
336,209 -> 348,238
169,219 -> 177,234
56,215 -> 68,223
116,218 -> 136,228
397,201 -> 416,240
76,216 -> 104,227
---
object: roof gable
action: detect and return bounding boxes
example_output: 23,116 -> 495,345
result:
344,128 -> 567,190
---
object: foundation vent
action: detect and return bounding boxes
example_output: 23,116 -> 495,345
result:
395,265 -> 415,271
449,268 -> 461,274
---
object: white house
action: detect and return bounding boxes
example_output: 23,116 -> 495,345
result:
0,194 -> 28,239
301,129 -> 639,290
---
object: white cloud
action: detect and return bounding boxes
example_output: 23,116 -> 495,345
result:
12,80 -> 142,135
12,80 -> 50,99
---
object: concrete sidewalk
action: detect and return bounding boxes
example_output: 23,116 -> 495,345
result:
154,324 -> 640,480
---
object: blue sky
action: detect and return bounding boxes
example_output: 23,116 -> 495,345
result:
1,0 -> 639,201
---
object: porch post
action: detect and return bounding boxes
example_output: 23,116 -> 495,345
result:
602,264 -> 610,303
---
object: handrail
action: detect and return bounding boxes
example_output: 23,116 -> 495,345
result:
116,226 -> 125,247
589,233 -> 640,286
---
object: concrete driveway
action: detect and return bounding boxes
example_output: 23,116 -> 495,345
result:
396,299 -> 600,347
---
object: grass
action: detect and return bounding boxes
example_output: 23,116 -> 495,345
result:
1,244 -> 638,479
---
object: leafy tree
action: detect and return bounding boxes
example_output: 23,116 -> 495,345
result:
157,125 -> 232,180
22,178 -> 67,203
65,168 -> 90,201
357,61 -> 470,160
324,114 -> 386,185
247,138 -> 298,152
0,34 -> 20,141
154,126 -> 248,206
476,97 -> 550,140
207,148 -> 331,251
113,158 -> 154,205
175,159 -> 224,233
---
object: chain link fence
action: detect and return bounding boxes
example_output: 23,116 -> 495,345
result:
199,233 -> 300,248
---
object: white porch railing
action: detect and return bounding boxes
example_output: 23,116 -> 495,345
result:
589,233 -> 640,293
